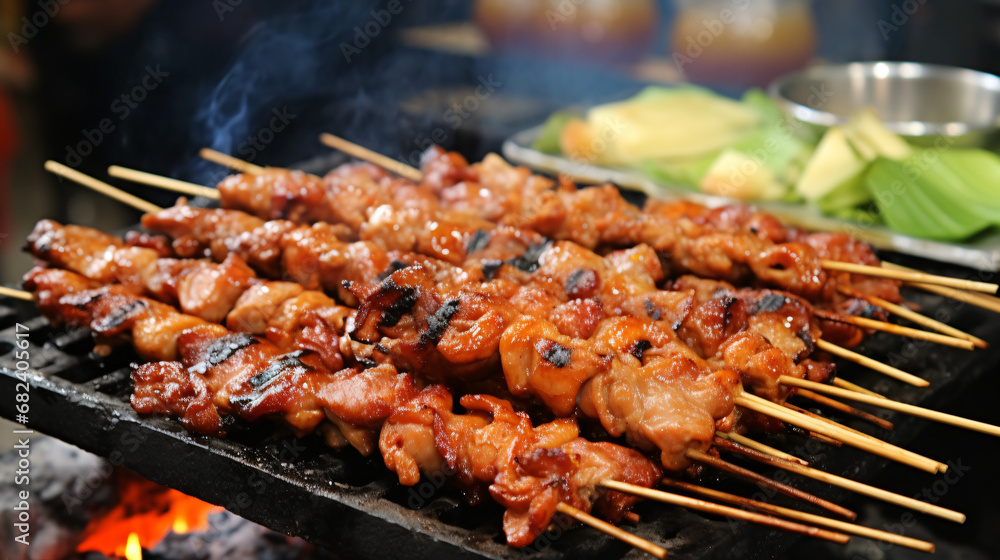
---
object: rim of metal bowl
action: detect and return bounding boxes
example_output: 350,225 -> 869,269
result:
768,61 -> 1000,137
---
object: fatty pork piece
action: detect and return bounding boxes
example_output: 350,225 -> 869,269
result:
502,315 -> 739,472
379,385 -> 661,547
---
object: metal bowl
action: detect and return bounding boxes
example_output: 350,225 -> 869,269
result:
769,61 -> 1000,146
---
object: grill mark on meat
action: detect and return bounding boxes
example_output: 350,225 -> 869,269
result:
630,339 -> 652,361
756,293 -> 786,313
722,296 -> 737,327
481,259 -> 503,280
565,269 -> 598,299
94,300 -> 148,331
421,299 -> 461,345
378,260 -> 411,281
249,351 -> 308,389
644,298 -> 661,321
540,340 -> 571,368
188,334 -> 259,374
466,229 -> 491,254
797,328 -> 814,353
374,277 -> 419,328
507,240 -> 552,272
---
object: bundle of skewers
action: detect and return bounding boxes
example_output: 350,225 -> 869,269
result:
4,134 -> 1000,558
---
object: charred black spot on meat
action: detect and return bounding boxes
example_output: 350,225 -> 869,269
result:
466,230 -> 491,254
630,339 -> 652,361
378,260 -> 411,281
796,328 -> 814,352
722,296 -> 737,327
374,277 -> 419,328
644,298 -> 661,321
756,293 -> 786,313
541,341 -> 571,368
357,357 -> 377,369
421,299 -> 460,345
565,269 -> 598,299
481,259 -> 503,280
374,343 -> 388,354
341,280 -> 353,290
350,276 -> 421,343
249,351 -> 307,389
93,300 -> 148,331
507,240 -> 552,273
188,333 -> 259,374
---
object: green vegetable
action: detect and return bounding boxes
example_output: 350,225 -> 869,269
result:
844,108 -> 914,160
578,86 -> 760,166
796,127 -> 872,210
867,150 -> 1000,240
699,149 -> 786,200
532,111 -> 576,155
638,153 -> 717,190
731,91 -> 813,189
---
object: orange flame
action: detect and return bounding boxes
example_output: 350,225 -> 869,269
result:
124,533 -> 142,560
76,472 -> 222,557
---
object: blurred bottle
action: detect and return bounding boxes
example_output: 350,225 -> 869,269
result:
670,0 -> 816,88
474,0 -> 659,65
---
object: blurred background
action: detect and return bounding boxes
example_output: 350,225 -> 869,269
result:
1,0 -> 998,285
1,1 -> 1000,558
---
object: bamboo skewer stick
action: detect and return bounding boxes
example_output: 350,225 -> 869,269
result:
793,389 -> 894,430
831,378 -> 885,399
0,286 -> 32,301
108,165 -> 220,199
199,148 -> 266,175
683,449 -> 856,520
882,262 -> 1000,314
735,391 -> 945,473
780,376 -> 1000,438
837,285 -> 988,348
44,161 -> 162,214
783,402 -> 884,443
815,339 -> 929,387
805,430 -> 843,447
715,431 -> 808,466
659,479 -> 935,552
600,480 -> 851,545
711,436 -> 966,524
822,259 -> 998,293
904,280 -> 1000,314
815,310 -> 975,350
555,502 -> 667,558
320,133 -> 424,182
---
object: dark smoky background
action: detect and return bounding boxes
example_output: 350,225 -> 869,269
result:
1,1 -> 999,558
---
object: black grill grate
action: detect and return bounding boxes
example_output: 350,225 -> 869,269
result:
2,249 -> 1000,558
